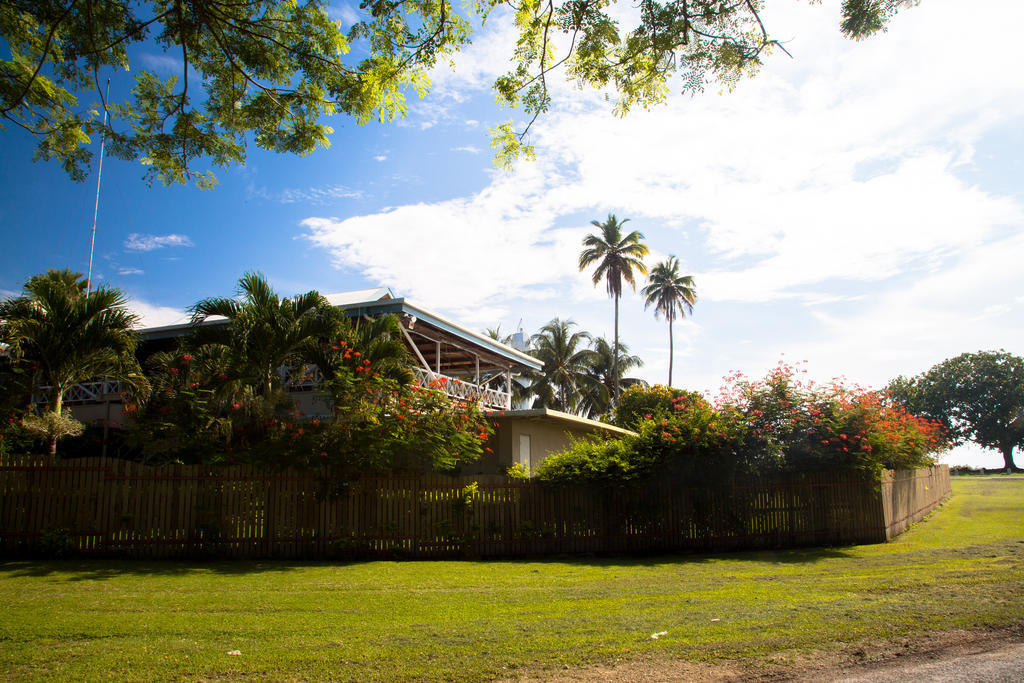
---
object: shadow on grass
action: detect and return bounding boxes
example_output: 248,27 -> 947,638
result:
0,558 -> 368,581
0,543 -> 856,581
479,544 -> 857,569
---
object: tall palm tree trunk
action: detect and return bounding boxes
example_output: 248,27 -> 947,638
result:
668,317 -> 674,387
613,294 -> 620,404
46,390 -> 64,462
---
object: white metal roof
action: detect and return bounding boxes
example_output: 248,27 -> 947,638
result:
323,287 -> 394,306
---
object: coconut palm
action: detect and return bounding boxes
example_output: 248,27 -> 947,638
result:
528,319 -> 600,414
578,214 -> 648,405
581,336 -> 646,418
189,272 -> 337,395
641,257 -> 697,387
0,269 -> 147,458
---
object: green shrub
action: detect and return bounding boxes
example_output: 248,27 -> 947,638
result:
614,384 -> 707,430
536,436 -> 645,486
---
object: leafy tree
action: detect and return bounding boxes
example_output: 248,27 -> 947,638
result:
641,256 -> 697,387
0,0 -> 467,187
2,1 -> 919,181
889,351 -> 1024,470
580,336 -> 645,418
578,213 -> 648,405
0,269 -> 148,458
189,271 -> 337,395
528,318 -> 599,414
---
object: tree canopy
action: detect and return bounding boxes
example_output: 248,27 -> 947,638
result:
888,350 -> 1024,471
1,0 -> 921,184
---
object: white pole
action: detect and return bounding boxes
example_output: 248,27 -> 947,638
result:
86,78 -> 111,294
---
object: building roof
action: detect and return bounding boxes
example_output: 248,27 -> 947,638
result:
484,408 -> 636,436
324,287 -> 394,306
134,286 -> 541,372
333,296 -> 540,370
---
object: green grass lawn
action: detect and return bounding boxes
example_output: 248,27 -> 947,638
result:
1,478 -> 1022,681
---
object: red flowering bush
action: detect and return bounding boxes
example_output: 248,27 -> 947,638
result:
123,350 -> 241,462
614,384 -> 708,430
125,337 -> 492,472
538,361 -> 949,487
719,361 -> 947,477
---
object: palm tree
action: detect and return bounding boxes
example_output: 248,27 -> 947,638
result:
189,272 -> 337,395
581,336 -> 646,418
528,319 -> 599,414
0,269 -> 147,458
578,214 -> 648,405
304,311 -> 414,386
641,256 -> 697,387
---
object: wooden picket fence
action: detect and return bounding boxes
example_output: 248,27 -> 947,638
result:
0,455 -> 950,559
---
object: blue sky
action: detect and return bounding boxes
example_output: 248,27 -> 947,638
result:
2,0 -> 1022,468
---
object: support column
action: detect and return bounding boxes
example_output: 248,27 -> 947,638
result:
505,367 -> 512,410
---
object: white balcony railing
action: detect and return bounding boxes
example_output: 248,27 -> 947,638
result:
44,366 -> 512,411
34,379 -> 123,406
410,367 -> 511,410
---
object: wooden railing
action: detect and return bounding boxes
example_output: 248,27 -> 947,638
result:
410,367 -> 511,410
33,379 -> 123,406
0,456 -> 950,560
36,366 -> 512,411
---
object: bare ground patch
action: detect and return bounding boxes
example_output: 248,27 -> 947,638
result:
505,623 -> 1024,681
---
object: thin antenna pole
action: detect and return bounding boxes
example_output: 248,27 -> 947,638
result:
86,78 -> 111,294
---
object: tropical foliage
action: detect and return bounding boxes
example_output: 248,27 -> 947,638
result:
0,269 -> 147,457
578,214 -> 648,405
527,318 -> 599,414
537,364 -> 948,487
641,256 -> 697,387
1,270 -> 489,472
189,271 -> 338,395
579,337 -> 645,418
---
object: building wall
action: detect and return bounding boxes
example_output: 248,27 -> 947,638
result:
463,415 -> 627,475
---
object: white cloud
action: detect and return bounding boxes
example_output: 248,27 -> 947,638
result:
118,267 -> 144,276
124,233 -> 194,252
247,184 -> 364,205
279,185 -> 363,204
129,299 -> 190,328
301,161 -> 588,321
374,155 -> 387,162
451,145 -> 481,154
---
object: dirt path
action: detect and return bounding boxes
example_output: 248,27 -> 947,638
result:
511,624 -> 1024,681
